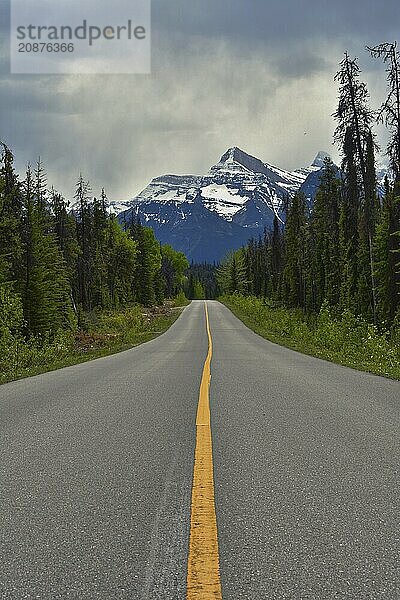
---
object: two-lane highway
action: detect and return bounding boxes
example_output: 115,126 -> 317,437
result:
1,301 -> 400,598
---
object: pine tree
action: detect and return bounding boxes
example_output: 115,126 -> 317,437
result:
374,184 -> 395,325
75,175 -> 93,311
129,216 -> 161,306
388,187 -> 400,321
50,188 -> 79,285
91,192 -> 110,307
310,159 -> 341,310
258,232 -> 269,298
0,144 -> 23,285
106,216 -> 137,306
161,250 -> 175,298
0,145 -> 24,346
357,131 -> 378,321
282,193 -> 308,308
339,128 -> 360,310
229,253 -> 240,294
270,215 -> 283,299
245,238 -> 256,295
333,52 -> 374,191
367,41 -> 400,180
35,158 -> 48,216
161,245 -> 189,298
186,272 -> 195,300
21,166 -> 75,335
368,41 -> 400,322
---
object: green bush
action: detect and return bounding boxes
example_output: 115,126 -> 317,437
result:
173,291 -> 190,307
96,306 -> 144,333
0,329 -> 74,383
0,284 -> 24,344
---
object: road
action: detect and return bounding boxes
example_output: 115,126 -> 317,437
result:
1,300 -> 399,599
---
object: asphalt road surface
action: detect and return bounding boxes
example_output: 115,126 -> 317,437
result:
1,301 -> 399,599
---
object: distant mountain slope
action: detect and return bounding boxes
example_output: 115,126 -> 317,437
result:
117,147 -> 332,262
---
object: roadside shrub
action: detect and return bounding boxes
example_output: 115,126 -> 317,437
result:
173,291 -> 189,307
222,294 -> 400,379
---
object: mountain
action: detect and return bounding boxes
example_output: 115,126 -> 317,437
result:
117,147 -> 331,262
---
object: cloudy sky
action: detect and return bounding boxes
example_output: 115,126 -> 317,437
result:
1,0 -> 399,201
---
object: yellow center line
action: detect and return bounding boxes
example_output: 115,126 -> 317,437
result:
186,302 -> 222,600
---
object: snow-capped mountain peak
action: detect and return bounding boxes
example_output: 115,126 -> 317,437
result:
117,147 -> 334,262
210,147 -> 271,176
311,150 -> 331,169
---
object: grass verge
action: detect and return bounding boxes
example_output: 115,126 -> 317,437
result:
221,294 -> 400,380
0,302 -> 185,385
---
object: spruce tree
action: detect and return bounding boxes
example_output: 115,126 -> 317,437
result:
0,144 -> 23,285
282,193 -> 308,308
388,188 -> 400,322
270,215 -> 283,300
106,216 -> 137,306
161,245 -> 189,298
21,166 -> 75,335
129,217 -> 161,306
50,188 -> 79,286
368,42 -> 400,322
338,128 -> 360,311
310,159 -> 341,311
374,184 -> 396,325
0,145 -> 24,346
357,131 -> 378,321
75,175 -> 93,311
333,52 -> 374,190
367,41 -> 400,180
91,193 -> 110,308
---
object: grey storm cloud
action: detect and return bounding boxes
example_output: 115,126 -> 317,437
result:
154,0 -> 399,48
0,0 -> 399,201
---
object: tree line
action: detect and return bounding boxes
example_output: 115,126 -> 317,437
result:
219,42 -> 400,331
0,149 -> 189,343
185,263 -> 220,300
